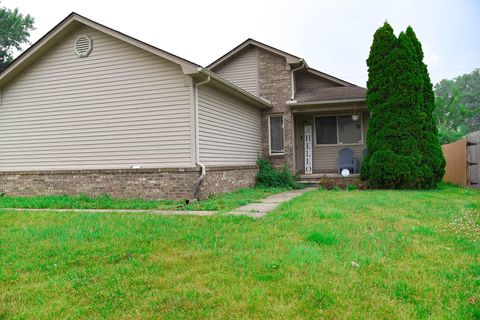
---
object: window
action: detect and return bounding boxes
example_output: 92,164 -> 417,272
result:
315,115 -> 363,145
315,116 -> 337,144
269,114 -> 284,154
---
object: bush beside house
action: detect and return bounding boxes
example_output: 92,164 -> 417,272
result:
361,22 -> 445,189
255,158 -> 302,189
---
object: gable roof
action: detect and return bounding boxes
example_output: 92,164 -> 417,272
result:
207,38 -> 304,70
0,12 -> 202,87
207,38 -> 365,91
0,12 -> 271,109
305,68 -> 357,87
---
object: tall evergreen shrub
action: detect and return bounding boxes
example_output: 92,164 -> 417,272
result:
405,27 -> 446,187
361,23 -> 428,188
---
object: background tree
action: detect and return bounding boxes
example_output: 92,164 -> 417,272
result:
361,23 -> 426,188
0,3 -> 34,71
433,68 -> 480,143
405,26 -> 445,187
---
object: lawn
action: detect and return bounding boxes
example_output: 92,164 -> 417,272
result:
0,186 -> 286,212
0,184 -> 479,319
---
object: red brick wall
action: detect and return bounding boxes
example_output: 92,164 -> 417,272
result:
258,48 -> 294,170
0,166 -> 258,200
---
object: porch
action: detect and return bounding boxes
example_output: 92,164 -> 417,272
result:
292,103 -> 369,175
297,173 -> 362,188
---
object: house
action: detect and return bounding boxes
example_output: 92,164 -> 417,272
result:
0,13 -> 366,200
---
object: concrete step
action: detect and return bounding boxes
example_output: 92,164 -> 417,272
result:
297,174 -> 361,188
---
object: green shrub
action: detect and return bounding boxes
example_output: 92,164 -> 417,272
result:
256,158 -> 302,189
361,22 -> 445,189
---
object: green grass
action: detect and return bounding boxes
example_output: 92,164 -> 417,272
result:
0,183 -> 479,319
0,186 -> 286,212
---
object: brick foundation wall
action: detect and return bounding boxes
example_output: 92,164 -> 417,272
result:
258,48 -> 294,170
0,166 -> 258,200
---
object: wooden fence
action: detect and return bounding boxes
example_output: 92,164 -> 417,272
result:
441,131 -> 480,188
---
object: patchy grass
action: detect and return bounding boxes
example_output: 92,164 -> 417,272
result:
0,183 -> 479,319
0,186 -> 286,212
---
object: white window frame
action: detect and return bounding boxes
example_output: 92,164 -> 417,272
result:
314,113 -> 364,146
268,113 -> 285,155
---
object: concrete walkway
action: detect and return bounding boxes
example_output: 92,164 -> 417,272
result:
229,187 -> 316,217
1,188 -> 316,218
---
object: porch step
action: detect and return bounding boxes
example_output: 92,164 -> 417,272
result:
297,173 -> 361,188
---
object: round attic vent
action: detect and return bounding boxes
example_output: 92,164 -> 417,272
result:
74,35 -> 92,57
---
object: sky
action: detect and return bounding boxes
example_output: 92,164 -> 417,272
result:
2,0 -> 479,86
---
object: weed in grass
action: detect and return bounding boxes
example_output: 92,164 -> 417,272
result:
445,209 -> 480,242
411,225 -> 436,236
414,301 -> 432,319
313,208 -> 345,219
300,285 -> 335,310
307,231 -> 340,245
394,280 -> 416,303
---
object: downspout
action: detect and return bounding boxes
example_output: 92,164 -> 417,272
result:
290,59 -> 305,100
193,74 -> 211,199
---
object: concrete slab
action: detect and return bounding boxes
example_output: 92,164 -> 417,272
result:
230,187 -> 316,216
232,202 -> 278,213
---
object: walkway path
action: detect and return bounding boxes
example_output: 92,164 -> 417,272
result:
1,188 -> 316,218
229,187 -> 316,217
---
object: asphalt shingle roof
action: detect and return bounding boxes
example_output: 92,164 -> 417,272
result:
295,86 -> 366,103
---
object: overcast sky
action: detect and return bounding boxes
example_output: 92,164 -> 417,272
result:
3,0 -> 479,86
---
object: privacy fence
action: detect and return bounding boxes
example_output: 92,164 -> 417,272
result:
441,131 -> 480,188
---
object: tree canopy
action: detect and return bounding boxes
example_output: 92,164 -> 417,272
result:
0,3 -> 34,70
433,68 -> 480,144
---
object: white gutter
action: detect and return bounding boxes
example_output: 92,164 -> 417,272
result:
290,59 -> 305,100
193,75 -> 211,199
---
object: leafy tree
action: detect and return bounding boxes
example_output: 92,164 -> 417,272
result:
361,23 -> 426,188
405,26 -> 445,187
433,68 -> 480,143
0,3 -> 34,70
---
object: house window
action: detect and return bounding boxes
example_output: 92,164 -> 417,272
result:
315,115 -> 363,145
269,114 -> 284,154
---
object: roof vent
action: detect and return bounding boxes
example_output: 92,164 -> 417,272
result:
74,35 -> 92,57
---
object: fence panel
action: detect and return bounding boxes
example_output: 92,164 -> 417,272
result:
442,138 -> 467,186
467,132 -> 480,188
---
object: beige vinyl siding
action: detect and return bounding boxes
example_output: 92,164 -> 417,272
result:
198,85 -> 262,166
295,110 -> 369,172
295,70 -> 342,90
0,25 -> 193,171
211,47 -> 259,96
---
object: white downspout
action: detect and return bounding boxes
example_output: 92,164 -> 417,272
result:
193,75 -> 211,199
290,59 -> 305,100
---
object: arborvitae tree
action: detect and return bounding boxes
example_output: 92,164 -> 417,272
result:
405,26 -> 446,187
360,22 -> 397,183
361,23 -> 426,188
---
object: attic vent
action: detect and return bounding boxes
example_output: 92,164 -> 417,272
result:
74,35 -> 92,57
